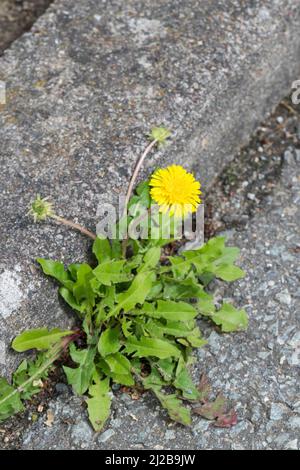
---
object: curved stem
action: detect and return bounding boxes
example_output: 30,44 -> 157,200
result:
124,139 -> 158,212
51,214 -> 96,240
122,139 -> 158,257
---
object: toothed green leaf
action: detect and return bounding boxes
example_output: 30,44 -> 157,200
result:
59,287 -> 86,313
212,303 -> 248,332
212,264 -> 245,282
72,264 -> 96,307
12,328 -> 73,352
124,336 -> 181,359
87,376 -> 112,432
37,259 -> 73,290
149,386 -> 191,425
98,326 -> 121,357
92,237 -> 112,264
93,260 -> 131,286
0,378 -> 23,422
113,271 -> 154,315
63,345 -> 96,395
163,277 -> 204,300
138,247 -> 161,273
173,358 -> 200,400
142,300 -> 197,322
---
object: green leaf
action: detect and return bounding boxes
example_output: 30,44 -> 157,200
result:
112,374 -> 134,387
113,271 -> 154,315
155,358 -> 175,382
87,376 -> 112,432
212,264 -> 245,282
59,287 -> 86,313
63,345 -> 96,395
124,336 -> 181,359
136,180 -> 150,197
196,291 -> 215,315
72,264 -> 95,307
37,259 -> 73,290
98,326 -> 121,357
116,215 -> 129,241
173,358 -> 199,400
143,367 -> 166,387
103,352 -> 132,375
98,286 -> 116,310
193,388 -> 238,427
99,355 -> 134,386
195,236 -> 226,254
13,353 -> 52,400
167,237 -> 225,277
128,181 -> 151,210
0,378 -> 24,422
124,255 -> 143,272
146,281 -> 163,300
169,256 -> 191,278
111,239 -> 122,259
185,327 -> 207,348
145,319 -> 195,339
93,260 -> 131,286
67,263 -> 82,281
121,319 -> 133,338
182,242 -> 219,266
198,272 -> 215,286
179,237 -> 245,282
92,237 -> 112,264
12,328 -> 73,352
146,318 -> 206,348
150,238 -> 174,248
213,246 -> 240,265
212,303 -> 248,332
138,247 -> 161,273
150,387 -> 191,425
163,278 -> 204,300
143,300 -> 197,322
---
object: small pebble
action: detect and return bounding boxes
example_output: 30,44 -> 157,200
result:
270,403 -> 289,421
284,439 -> 298,450
98,429 -> 115,443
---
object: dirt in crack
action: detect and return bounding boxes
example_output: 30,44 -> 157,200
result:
0,0 -> 53,55
205,98 -> 300,239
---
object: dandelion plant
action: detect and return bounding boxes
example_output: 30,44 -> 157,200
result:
0,127 -> 247,431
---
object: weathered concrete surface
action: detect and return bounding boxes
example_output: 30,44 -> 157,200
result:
0,0 -> 300,449
0,0 -> 53,54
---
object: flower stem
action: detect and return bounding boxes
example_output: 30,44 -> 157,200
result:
51,214 -> 96,240
124,139 -> 158,212
122,139 -> 158,257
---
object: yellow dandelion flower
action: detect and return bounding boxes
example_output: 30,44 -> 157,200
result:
149,165 -> 201,217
